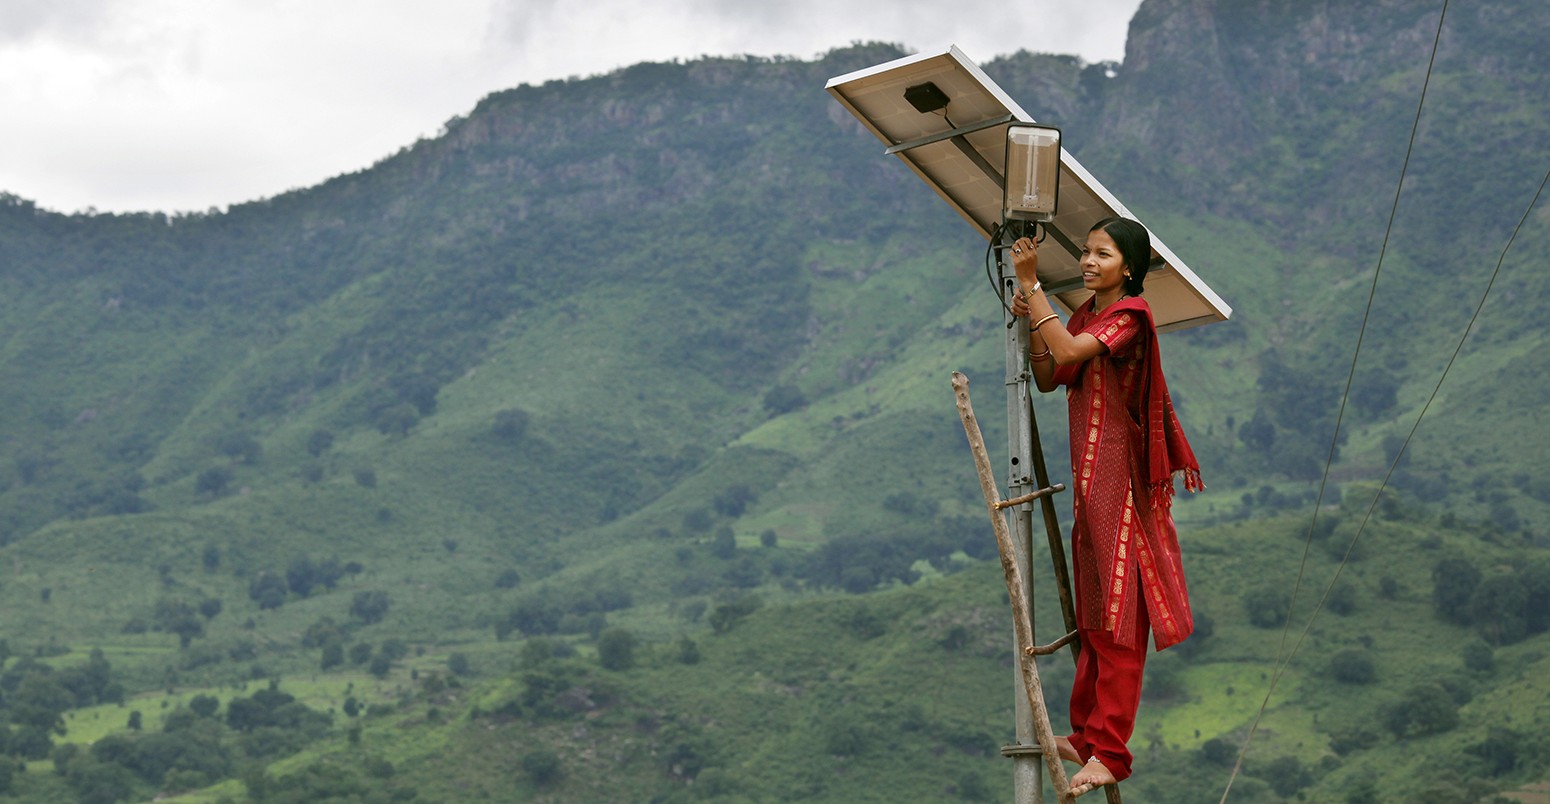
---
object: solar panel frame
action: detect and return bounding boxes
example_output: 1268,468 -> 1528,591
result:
826,45 -> 1231,331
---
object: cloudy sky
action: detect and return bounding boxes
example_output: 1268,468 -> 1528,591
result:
0,0 -> 1142,215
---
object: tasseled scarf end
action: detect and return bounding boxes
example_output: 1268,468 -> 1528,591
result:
1150,470 -> 1204,510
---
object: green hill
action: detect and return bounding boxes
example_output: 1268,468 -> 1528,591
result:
0,1 -> 1547,801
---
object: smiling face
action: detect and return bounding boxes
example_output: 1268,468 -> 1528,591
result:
1079,228 -> 1129,300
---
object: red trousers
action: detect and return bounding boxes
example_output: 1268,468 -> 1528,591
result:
1066,591 -> 1150,781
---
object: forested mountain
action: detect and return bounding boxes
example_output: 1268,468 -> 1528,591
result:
0,0 -> 1546,801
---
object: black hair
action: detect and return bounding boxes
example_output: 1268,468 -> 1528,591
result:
1090,216 -> 1151,297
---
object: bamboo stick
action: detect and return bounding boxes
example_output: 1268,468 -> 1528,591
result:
951,371 -> 1078,804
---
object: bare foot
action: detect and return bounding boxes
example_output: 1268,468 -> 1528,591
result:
1070,758 -> 1117,789
1055,736 -> 1080,764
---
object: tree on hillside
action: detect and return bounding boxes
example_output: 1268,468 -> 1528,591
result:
306,428 -> 335,457
1383,682 -> 1460,737
217,432 -> 263,465
189,695 -> 220,718
708,594 -> 762,634
1469,573 -> 1528,644
1349,365 -> 1401,420
1257,755 -> 1311,798
493,408 -> 530,442
375,403 -> 419,436
1243,586 -> 1289,628
710,525 -> 737,560
1518,558 -> 1550,634
320,641 -> 344,670
597,628 -> 637,671
801,532 -> 920,594
9,671 -> 74,734
762,384 -> 806,414
201,543 -> 221,572
249,572 -> 287,610
522,747 -> 563,787
350,591 -> 391,625
196,466 -> 234,497
713,485 -> 756,517
1327,648 -> 1377,684
1431,555 -> 1481,624
154,598 -> 206,648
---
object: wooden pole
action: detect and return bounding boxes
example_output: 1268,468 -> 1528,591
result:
952,371 -> 1078,804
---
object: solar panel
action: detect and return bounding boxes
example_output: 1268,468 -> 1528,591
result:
826,45 -> 1231,331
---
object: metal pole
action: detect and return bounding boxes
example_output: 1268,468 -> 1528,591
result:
998,231 -> 1043,804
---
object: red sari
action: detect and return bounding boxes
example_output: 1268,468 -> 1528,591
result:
1053,297 -> 1201,651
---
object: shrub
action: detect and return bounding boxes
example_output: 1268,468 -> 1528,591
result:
676,635 -> 701,665
1383,683 -> 1459,737
1258,755 -> 1310,798
1432,555 -> 1481,624
682,509 -> 713,534
195,466 -> 234,497
708,594 -> 762,634
217,432 -> 263,464
1461,637 -> 1496,673
712,485 -> 756,517
710,526 -> 737,560
1199,737 -> 1237,767
493,409 -> 530,442
1326,581 -> 1358,615
762,384 -> 806,414
1243,586 -> 1289,628
1469,573 -> 1529,644
597,629 -> 637,671
350,591 -> 391,625
1327,649 -> 1377,684
306,428 -> 334,457
522,748 -> 563,786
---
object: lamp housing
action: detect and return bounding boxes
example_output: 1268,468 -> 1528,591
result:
1002,123 -> 1062,223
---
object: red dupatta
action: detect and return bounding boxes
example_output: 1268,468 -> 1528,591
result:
1052,297 -> 1203,507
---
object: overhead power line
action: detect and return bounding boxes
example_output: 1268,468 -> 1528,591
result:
1219,0 -> 1453,799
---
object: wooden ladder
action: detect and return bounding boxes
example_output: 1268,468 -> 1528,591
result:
953,371 -> 1123,804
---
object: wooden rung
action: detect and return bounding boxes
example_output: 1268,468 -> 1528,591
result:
1025,630 -> 1079,657
995,482 -> 1066,509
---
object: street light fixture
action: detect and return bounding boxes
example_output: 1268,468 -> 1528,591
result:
1003,123 -> 1062,224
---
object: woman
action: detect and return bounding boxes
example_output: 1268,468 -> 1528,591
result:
1008,216 -> 1201,789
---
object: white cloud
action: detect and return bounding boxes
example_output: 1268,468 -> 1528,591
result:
0,0 -> 1140,214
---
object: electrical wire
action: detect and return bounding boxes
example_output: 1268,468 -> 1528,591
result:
987,221 -> 1049,327
1219,0 -> 1451,798
1224,161 -> 1549,802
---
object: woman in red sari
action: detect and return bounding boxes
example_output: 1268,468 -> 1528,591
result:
1009,216 -> 1201,789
